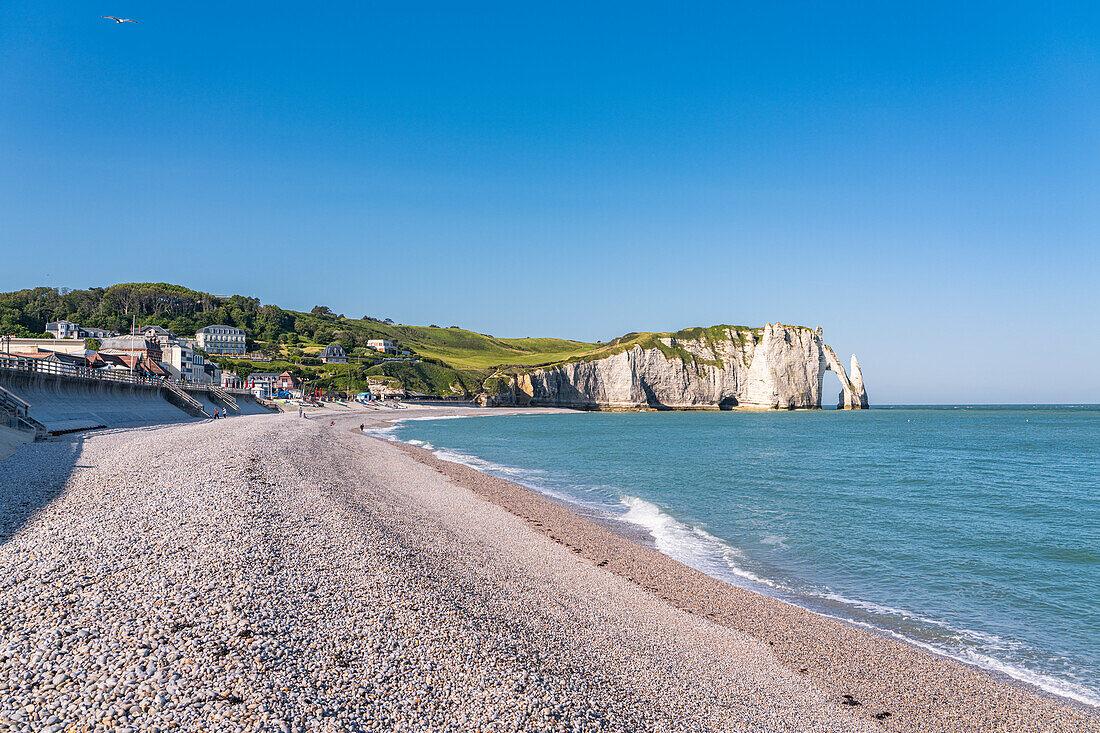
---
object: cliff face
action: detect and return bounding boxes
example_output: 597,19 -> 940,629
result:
502,324 -> 867,410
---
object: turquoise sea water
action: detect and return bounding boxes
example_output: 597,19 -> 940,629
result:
386,406 -> 1100,706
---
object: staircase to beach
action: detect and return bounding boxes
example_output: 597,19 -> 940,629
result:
210,385 -> 239,412
0,383 -> 47,439
162,380 -> 211,418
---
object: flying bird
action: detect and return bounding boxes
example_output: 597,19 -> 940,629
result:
102,16 -> 138,23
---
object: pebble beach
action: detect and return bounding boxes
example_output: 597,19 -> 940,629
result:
0,406 -> 1096,732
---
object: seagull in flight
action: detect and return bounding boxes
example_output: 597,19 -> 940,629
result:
102,16 -> 138,23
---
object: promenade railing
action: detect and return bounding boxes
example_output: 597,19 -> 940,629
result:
0,353 -> 163,387
0,353 -> 253,395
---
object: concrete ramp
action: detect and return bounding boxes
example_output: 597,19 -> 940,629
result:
234,394 -> 275,415
0,372 -> 199,433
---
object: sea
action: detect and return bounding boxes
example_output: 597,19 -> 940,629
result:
379,406 -> 1099,706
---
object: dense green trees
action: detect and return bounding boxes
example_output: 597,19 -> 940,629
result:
0,281 -> 598,397
0,284 -> 296,340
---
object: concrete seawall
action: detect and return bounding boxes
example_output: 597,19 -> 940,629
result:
0,371 -> 273,434
0,371 -> 199,433
229,394 -> 275,415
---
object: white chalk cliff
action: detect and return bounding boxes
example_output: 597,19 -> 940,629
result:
498,324 -> 867,410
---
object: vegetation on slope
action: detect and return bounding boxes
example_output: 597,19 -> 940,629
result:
0,283 -> 784,397
363,361 -> 484,396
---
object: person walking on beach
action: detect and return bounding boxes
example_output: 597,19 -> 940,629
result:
298,405 -> 303,418
359,423 -> 365,433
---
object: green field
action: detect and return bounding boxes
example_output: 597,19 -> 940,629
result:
0,283 -> 772,397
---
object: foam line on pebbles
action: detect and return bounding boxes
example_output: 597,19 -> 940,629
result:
0,406 -> 1093,732
365,405 -> 1100,733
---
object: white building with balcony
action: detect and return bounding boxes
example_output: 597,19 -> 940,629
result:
366,339 -> 397,354
195,325 -> 246,355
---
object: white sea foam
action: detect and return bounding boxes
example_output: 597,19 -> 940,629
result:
601,495 -> 1100,707
401,414 -> 483,421
389,425 -> 1100,709
813,591 -> 1023,652
619,496 -> 778,590
418,446 -> 571,503
363,424 -> 399,440
818,613 -> 1100,707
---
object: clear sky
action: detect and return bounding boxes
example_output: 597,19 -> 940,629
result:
2,2 -> 1098,403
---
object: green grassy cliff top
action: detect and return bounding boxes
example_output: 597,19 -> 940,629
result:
0,283 -> 816,393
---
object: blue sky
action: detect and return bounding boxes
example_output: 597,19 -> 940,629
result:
2,2 -> 1099,402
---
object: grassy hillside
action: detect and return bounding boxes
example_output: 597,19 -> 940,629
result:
377,328 -> 597,369
542,325 -> 766,368
0,283 -> 605,396
0,283 -> 597,364
0,283 -> 777,397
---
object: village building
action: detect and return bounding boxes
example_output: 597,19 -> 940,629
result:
7,350 -> 89,375
195,325 -> 247,356
2,337 -> 97,356
99,336 -> 163,364
320,343 -> 348,364
366,339 -> 397,355
161,342 -> 209,384
93,352 -> 169,378
45,321 -> 116,340
273,371 -> 300,391
203,361 -> 222,386
221,370 -> 243,390
246,372 -> 280,396
139,325 -> 177,345
45,320 -> 81,339
81,327 -> 115,339
246,370 -> 301,397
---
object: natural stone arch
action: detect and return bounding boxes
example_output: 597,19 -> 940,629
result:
821,345 -> 869,409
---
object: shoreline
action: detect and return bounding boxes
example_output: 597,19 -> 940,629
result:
1,407 -> 1094,730
364,405 -> 1099,729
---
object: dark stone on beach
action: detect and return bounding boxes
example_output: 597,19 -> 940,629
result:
874,711 -> 892,720
841,694 -> 860,706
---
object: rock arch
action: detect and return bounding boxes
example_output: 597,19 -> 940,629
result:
822,345 -> 869,409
